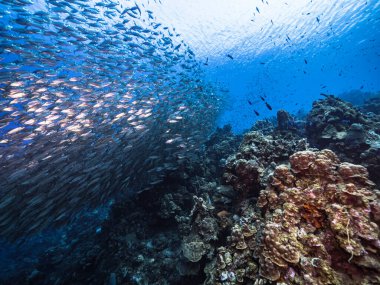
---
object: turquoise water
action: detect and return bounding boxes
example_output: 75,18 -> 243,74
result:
0,0 -> 379,284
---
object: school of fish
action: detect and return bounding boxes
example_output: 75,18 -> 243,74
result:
0,0 -> 220,240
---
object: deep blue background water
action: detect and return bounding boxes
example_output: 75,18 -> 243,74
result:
199,2 -> 380,133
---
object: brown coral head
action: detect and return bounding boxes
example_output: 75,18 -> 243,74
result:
242,224 -> 257,237
318,149 -> 340,163
257,192 -> 268,208
217,210 -> 231,219
289,151 -> 317,173
301,203 -> 324,229
259,257 -> 281,281
281,246 -> 300,264
338,162 -> 370,181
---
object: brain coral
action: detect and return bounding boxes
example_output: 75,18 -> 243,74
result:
257,149 -> 380,284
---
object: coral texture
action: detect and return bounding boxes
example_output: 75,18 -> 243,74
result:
181,196 -> 219,264
204,125 -> 242,176
203,199 -> 266,285
223,131 -> 308,196
277,109 -> 296,132
306,96 -> 380,186
257,149 -> 380,284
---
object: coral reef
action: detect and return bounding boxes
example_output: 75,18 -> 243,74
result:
306,96 -> 369,145
202,149 -> 380,285
203,199 -> 266,285
223,131 -> 308,196
181,196 -> 218,267
251,119 -> 276,135
277,109 -> 296,132
306,96 -> 380,186
204,125 -> 242,177
252,110 -> 306,137
258,149 -> 380,284
2,125 -> 241,285
3,96 -> 380,285
361,95 -> 380,115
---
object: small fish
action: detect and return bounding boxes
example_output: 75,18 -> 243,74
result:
256,7 -> 260,13
320,93 -> 333,97
248,100 -> 252,105
260,96 -> 265,101
304,59 -> 308,64
265,102 -> 272,110
0,0 -> 220,240
254,110 -> 260,116
316,16 -> 320,23
204,57 -> 208,66
227,54 -> 234,60
174,44 -> 181,50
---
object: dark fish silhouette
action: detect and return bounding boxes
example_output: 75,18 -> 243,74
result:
254,110 -> 260,116
227,54 -> 234,60
248,100 -> 252,105
265,102 -> 272,110
320,93 -> 334,97
304,59 -> 308,64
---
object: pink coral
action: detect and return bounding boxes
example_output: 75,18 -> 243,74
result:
258,149 -> 380,284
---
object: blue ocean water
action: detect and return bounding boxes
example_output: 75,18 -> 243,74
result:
176,0 -> 380,133
0,0 -> 379,284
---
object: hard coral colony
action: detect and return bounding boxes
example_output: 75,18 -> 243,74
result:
258,150 -> 380,284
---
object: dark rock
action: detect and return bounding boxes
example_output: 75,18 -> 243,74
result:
277,109 -> 295,132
